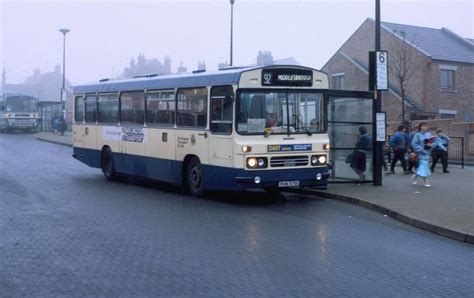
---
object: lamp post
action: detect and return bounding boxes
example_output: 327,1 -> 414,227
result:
230,0 -> 235,66
59,28 -> 70,119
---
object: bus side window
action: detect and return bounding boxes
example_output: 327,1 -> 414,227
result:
98,93 -> 118,124
75,96 -> 84,123
146,90 -> 175,126
210,85 -> 233,135
120,91 -> 145,125
177,87 -> 207,128
85,94 -> 97,123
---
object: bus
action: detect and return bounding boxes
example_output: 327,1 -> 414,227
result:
72,66 -> 330,196
0,94 -> 41,133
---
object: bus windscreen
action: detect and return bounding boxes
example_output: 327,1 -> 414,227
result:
5,96 -> 39,113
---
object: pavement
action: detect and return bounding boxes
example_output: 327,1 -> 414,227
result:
34,131 -> 474,243
34,131 -> 72,146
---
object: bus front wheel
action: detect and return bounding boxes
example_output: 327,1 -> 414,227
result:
186,157 -> 204,197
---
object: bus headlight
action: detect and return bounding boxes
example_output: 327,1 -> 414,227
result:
247,157 -> 267,169
318,156 -> 327,164
311,155 -> 327,166
247,158 -> 257,168
242,145 -> 252,153
323,143 -> 330,150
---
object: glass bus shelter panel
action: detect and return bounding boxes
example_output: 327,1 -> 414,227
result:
327,96 -> 374,183
327,97 -> 373,123
329,126 -> 374,183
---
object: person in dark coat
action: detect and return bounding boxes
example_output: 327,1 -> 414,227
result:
431,129 -> 450,173
389,124 -> 410,174
350,126 -> 371,183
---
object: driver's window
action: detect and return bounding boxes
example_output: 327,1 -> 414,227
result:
210,86 -> 233,135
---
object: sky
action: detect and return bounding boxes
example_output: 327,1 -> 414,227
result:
1,0 -> 473,85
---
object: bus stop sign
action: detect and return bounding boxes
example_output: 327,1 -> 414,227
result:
369,51 -> 389,91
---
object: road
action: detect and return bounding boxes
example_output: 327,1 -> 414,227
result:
1,133 -> 473,296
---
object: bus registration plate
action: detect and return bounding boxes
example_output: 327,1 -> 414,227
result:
278,180 -> 300,187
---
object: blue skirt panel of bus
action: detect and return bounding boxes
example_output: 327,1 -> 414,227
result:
73,147 -> 329,191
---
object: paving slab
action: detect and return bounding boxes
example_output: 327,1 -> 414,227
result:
34,131 -> 72,147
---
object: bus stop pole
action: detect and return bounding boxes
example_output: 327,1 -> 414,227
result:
373,0 -> 383,186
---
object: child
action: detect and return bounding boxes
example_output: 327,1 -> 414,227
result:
410,122 -> 433,188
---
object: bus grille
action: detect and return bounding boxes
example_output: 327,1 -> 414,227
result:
14,113 -> 30,117
270,156 -> 309,168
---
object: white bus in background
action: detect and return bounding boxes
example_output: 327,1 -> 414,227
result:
72,66 -> 330,196
0,94 -> 41,133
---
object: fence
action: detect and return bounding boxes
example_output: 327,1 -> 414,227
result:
448,137 -> 464,168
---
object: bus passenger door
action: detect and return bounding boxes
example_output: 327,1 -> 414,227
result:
208,86 -> 235,188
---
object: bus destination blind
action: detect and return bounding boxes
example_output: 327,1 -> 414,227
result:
261,69 -> 313,87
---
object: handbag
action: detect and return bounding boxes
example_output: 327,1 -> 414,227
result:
345,152 -> 354,164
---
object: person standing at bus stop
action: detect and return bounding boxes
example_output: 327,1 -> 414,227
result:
350,126 -> 371,184
389,125 -> 410,174
431,129 -> 450,173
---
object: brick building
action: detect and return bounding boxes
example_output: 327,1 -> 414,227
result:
322,18 -> 473,154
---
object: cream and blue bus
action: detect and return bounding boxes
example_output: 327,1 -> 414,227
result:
0,94 -> 41,133
72,66 -> 330,196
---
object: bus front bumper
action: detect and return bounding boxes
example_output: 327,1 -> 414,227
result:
4,118 -> 40,129
233,167 -> 330,190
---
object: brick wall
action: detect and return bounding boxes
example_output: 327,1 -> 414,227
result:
426,61 -> 474,122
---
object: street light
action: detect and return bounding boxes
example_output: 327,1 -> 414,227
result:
229,0 -> 235,66
59,28 -> 70,119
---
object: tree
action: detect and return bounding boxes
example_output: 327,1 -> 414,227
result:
389,32 -> 418,124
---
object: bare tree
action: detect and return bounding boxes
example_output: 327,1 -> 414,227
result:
389,32 -> 418,124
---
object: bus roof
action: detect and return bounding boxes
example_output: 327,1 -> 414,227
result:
73,65 -> 323,94
1,93 -> 38,99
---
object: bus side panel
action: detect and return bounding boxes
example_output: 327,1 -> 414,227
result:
145,128 -> 176,182
73,147 -> 102,168
73,124 -> 101,168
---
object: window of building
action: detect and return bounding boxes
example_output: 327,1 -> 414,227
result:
146,90 -> 175,125
439,109 -> 457,119
74,96 -> 84,123
98,93 -> 119,124
440,69 -> 455,91
177,87 -> 208,128
210,86 -> 233,134
85,94 -> 97,123
120,91 -> 145,125
332,74 -> 345,90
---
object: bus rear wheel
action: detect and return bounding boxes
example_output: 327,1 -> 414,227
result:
101,148 -> 125,181
186,157 -> 204,197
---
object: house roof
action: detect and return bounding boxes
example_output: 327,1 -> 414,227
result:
339,52 -> 421,111
3,70 -> 73,102
381,21 -> 474,64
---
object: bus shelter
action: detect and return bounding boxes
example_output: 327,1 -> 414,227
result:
325,90 -> 376,184
39,101 -> 62,131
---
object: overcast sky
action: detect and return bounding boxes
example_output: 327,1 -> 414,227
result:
1,0 -> 472,85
